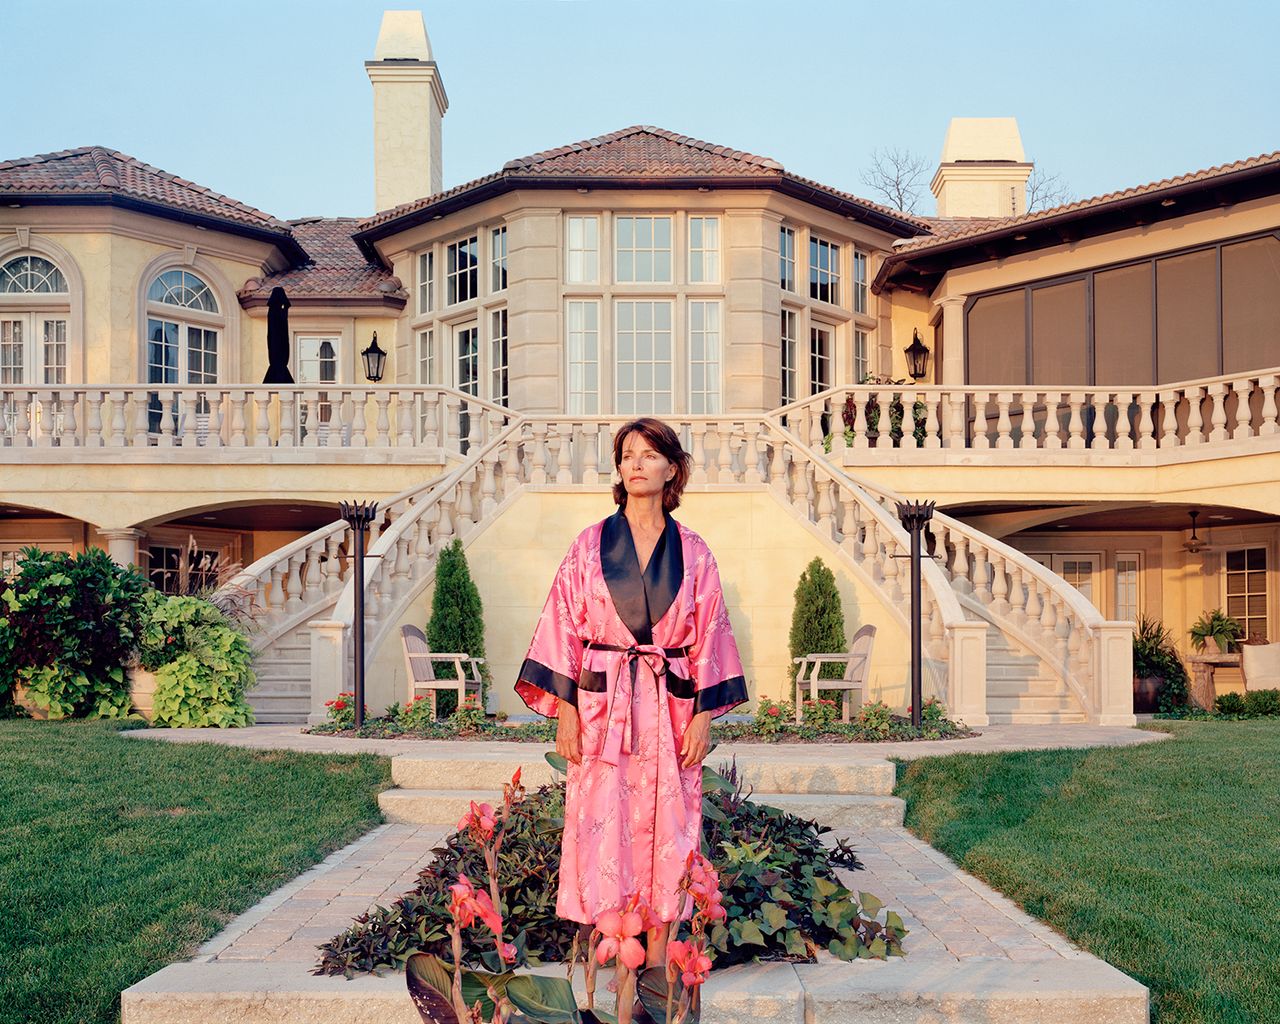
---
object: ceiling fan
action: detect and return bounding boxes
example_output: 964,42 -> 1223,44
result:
1182,510 -> 1227,554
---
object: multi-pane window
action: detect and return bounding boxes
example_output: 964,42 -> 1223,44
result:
688,300 -> 721,414
780,227 -> 796,292
688,217 -> 720,283
615,216 -> 672,284
853,329 -> 869,383
567,301 -> 600,414
446,236 -> 479,305
148,270 -> 217,312
853,249 -> 868,314
781,310 -> 799,406
1226,547 -> 1268,641
810,324 -> 832,395
144,269 -> 221,435
296,336 -> 338,442
147,543 -> 221,596
615,300 -> 672,414
490,309 -> 508,406
455,323 -> 480,396
418,329 -> 437,385
810,236 -> 840,305
418,251 -> 434,313
0,256 -> 67,294
491,227 -> 508,292
0,316 -> 66,385
566,216 -> 599,284
1115,553 -> 1141,624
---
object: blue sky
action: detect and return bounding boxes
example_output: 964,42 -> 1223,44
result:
3,0 -> 1277,220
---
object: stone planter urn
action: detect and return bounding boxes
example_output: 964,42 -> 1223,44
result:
128,665 -> 158,723
1132,674 -> 1164,714
11,683 -> 49,720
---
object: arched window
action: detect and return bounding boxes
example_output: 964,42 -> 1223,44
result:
144,268 -> 224,434
0,255 -> 71,386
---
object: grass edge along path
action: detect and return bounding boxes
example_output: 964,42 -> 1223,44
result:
0,720 -> 391,1024
894,721 -> 1280,1024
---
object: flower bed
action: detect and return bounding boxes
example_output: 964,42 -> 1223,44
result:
1155,687 -> 1280,720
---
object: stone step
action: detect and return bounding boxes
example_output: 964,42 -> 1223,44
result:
123,951 -> 1147,1024
987,711 -> 1089,725
247,676 -> 311,693
987,695 -> 1081,714
380,787 -> 906,828
389,754 -> 897,795
247,690 -> 311,705
250,711 -> 309,725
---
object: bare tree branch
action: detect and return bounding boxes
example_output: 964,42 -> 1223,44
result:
859,147 -> 930,214
1025,167 -> 1073,213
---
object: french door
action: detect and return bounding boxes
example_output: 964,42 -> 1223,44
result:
146,318 -> 218,438
1,313 -> 69,442
296,335 -> 339,444
1032,553 -> 1103,612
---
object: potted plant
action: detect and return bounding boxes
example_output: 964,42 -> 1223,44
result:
1189,609 -> 1244,654
1133,615 -> 1189,713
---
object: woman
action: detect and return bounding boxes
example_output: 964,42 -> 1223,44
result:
515,416 -> 747,969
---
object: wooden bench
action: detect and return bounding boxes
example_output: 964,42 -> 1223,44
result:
400,623 -> 485,718
793,624 -> 876,723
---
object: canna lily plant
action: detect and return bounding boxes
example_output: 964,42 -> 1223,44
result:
406,763 -> 718,1024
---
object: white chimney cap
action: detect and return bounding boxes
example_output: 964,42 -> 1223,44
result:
374,10 -> 433,61
939,118 -> 1026,163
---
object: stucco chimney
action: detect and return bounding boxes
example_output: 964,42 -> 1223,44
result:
930,118 -> 1033,218
366,10 -> 448,212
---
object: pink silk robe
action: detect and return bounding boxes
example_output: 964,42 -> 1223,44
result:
516,509 -> 747,925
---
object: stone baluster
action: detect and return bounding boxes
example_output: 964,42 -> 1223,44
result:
1207,382 -> 1228,442
1040,392 -> 1063,450
922,392 -> 941,449
768,437 -> 788,494
501,435 -> 523,492
249,392 -> 270,447
882,533 -> 903,602
1111,392 -> 1134,451
455,469 -> 476,530
1063,392 -> 1084,449
152,391 -> 176,446
303,544 -> 323,601
267,563 -> 287,617
277,391 -> 296,448
131,392 -> 151,447
1024,575 -> 1043,630
949,531 -> 971,594
809,404 -> 827,451
396,391 -> 415,446
302,392 -> 320,447
466,401 -> 482,453
1158,390 -> 1180,448
868,394 -> 887,448
372,391 -> 392,447
851,394 -> 870,450
944,390 -> 965,449
225,392 -> 245,446
689,424 -> 708,486
993,392 -> 1014,449
972,393 -> 992,449
816,475 -> 836,536
1067,620 -> 1086,681
555,423 -> 575,484
1039,587 -> 1057,640
207,392 -> 225,447
989,553 -> 1010,615
1259,375 -> 1279,436
480,449 -> 498,514
83,390 -> 104,447
972,544 -> 991,603
1184,386 -> 1205,444
1008,564 -> 1028,627
177,390 -> 198,447
1229,379 -> 1252,439
414,512 -> 433,573
1136,392 -> 1156,450
706,423 -> 723,484
864,518 -> 882,580
323,533 -> 344,593
743,421 -> 765,484
437,495 -> 456,548
32,392 -> 52,447
529,422 -> 548,484
350,392 -> 368,448
106,391 -> 126,446
283,552 -> 304,613
928,599 -> 947,659
1053,599 -> 1071,666
421,393 -> 440,448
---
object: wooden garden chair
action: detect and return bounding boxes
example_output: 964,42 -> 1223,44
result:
400,624 -> 485,718
793,624 -> 876,723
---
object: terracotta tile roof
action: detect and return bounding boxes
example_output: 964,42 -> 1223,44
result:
238,218 -> 406,304
0,146 -> 292,233
893,149 -> 1280,255
356,126 -> 932,239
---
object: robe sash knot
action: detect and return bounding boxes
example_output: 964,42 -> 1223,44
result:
584,640 -> 689,767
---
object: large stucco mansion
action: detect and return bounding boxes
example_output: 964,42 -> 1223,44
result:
3,12 -> 1277,727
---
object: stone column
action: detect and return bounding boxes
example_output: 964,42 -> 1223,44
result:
97,528 -> 145,568
724,210 -> 780,413
308,619 -> 350,725
935,294 -> 968,386
506,208 -> 562,414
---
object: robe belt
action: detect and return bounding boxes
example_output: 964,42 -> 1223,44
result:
584,642 -> 689,767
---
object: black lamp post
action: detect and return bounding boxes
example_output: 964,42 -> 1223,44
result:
361,332 -> 387,383
895,499 -> 936,730
339,500 -> 379,728
904,329 -> 931,382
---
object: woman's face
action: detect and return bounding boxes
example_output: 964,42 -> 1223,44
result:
618,431 -> 675,503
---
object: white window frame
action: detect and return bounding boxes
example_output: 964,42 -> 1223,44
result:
687,299 -> 721,413
1224,546 -> 1269,641
418,328 -> 437,386
853,329 -> 869,384
1114,550 -> 1143,624
809,322 -> 834,396
614,215 -> 673,284
809,235 -> 841,306
418,250 -> 435,314
780,226 -> 796,293
688,216 -> 720,284
454,321 -> 480,397
446,235 -> 479,306
490,307 -> 508,406
853,249 -> 869,314
614,299 -> 673,415
0,254 -> 72,388
566,300 -> 600,414
491,227 -> 508,293
781,308 -> 799,406
566,216 -> 600,284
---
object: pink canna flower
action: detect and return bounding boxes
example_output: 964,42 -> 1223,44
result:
456,800 -> 497,841
494,939 -> 518,964
594,907 -> 646,970
448,873 -> 504,936
666,937 -> 713,988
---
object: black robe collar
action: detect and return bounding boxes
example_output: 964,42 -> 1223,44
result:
600,508 -> 683,646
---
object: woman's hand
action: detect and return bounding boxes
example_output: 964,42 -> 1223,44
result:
680,710 -> 712,769
556,699 -> 582,765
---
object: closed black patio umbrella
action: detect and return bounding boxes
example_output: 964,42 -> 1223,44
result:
263,286 -> 295,384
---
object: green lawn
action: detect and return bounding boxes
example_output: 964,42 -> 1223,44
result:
0,720 -> 391,1024
895,721 -> 1280,1024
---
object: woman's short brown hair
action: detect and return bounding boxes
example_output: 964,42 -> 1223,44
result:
612,417 -> 691,512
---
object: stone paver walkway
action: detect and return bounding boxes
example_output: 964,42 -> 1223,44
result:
129,721 -> 1168,761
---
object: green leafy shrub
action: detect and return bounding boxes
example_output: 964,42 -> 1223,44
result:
855,699 -> 893,739
139,594 -> 256,727
1190,609 -> 1244,654
450,693 -> 487,732
788,558 -> 846,690
0,547 -> 149,717
800,697 -> 840,730
323,692 -> 365,729
1242,689 -> 1280,717
1133,615 -> 1190,712
315,759 -> 906,977
427,539 -> 491,717
1214,692 -> 1247,715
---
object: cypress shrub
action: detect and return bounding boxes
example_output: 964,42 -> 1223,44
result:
426,539 -> 491,716
788,557 -> 848,692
